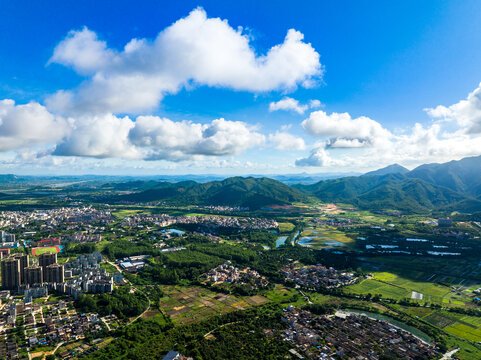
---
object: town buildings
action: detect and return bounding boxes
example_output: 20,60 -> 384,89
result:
281,263 -> 357,289
281,307 -> 439,359
203,261 -> 269,288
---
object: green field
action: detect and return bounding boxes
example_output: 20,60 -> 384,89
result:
157,286 -> 267,325
32,246 -> 59,256
345,271 -> 460,305
400,305 -> 481,350
356,256 -> 481,308
100,262 -> 119,274
111,209 -> 144,220
278,222 -> 295,232
346,278 -> 410,299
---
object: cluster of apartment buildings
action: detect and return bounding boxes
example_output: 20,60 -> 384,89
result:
281,306 -> 439,360
0,230 -> 19,250
1,252 -> 64,291
1,251 -> 115,300
202,205 -> 249,212
54,252 -> 115,298
281,263 -> 357,289
0,231 -> 15,243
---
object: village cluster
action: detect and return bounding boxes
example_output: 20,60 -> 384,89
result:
121,213 -> 278,231
203,261 -> 269,288
0,295 -> 108,359
281,306 -> 440,360
281,263 -> 357,289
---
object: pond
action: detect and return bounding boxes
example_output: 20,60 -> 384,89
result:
275,236 -> 288,247
323,240 -> 345,247
291,231 -> 300,245
168,229 -> 185,236
298,237 -> 314,245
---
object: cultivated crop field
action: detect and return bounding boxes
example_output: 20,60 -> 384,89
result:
157,286 -> 267,325
401,305 -> 481,345
297,223 -> 354,249
344,270 -> 477,307
345,278 -> 409,299
356,256 -> 481,307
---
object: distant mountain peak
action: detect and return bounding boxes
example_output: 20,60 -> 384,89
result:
363,164 -> 409,177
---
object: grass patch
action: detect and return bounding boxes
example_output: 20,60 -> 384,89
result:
345,279 -> 410,299
445,323 -> 481,342
100,262 -> 119,274
278,222 -> 295,233
32,246 -> 60,256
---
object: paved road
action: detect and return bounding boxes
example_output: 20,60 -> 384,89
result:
440,348 -> 459,360
105,257 -> 151,324
128,287 -> 151,324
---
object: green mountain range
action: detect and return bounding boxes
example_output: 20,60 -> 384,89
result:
295,155 -> 481,213
91,155 -> 481,213
406,156 -> 481,198
116,176 -> 310,209
363,163 -> 409,177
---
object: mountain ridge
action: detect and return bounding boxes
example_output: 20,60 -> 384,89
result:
114,176 -> 311,209
363,164 -> 409,177
295,155 -> 481,213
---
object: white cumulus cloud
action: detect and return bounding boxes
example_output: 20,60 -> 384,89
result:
47,8 -> 322,115
269,97 -> 308,114
425,82 -> 481,134
0,100 -> 69,151
295,144 -> 345,167
53,113 -> 140,159
302,110 -> 392,147
297,108 -> 481,169
269,97 -> 322,115
268,131 -> 306,150
48,27 -> 115,75
129,117 -> 265,160
309,99 -> 322,109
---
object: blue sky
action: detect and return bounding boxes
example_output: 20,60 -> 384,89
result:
1,0 -> 481,175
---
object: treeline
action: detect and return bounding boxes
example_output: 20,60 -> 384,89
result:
233,230 -> 278,247
191,243 -> 258,264
75,287 -> 149,319
102,240 -> 160,260
63,242 -> 97,255
133,250 -> 224,285
82,304 -> 290,360
128,242 -> 354,288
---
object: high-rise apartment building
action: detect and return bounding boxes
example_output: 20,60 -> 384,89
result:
12,253 -> 29,284
39,252 -> 57,282
45,263 -> 64,284
1,258 -> 20,289
25,266 -> 43,285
